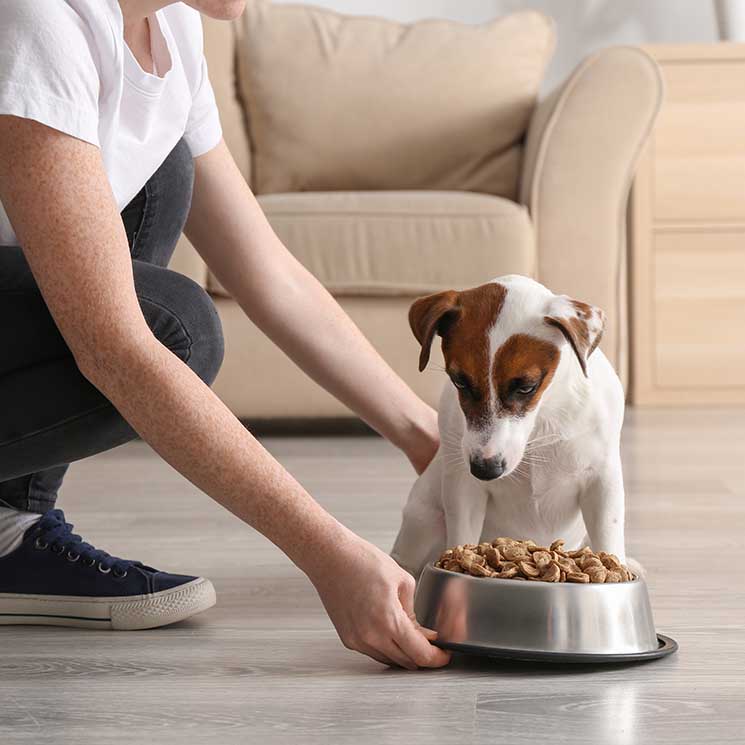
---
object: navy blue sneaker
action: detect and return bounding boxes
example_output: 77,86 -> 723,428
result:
0,509 -> 215,630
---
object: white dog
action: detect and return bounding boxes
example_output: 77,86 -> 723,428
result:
391,275 -> 629,578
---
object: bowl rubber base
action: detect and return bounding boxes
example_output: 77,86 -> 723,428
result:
437,633 -> 678,664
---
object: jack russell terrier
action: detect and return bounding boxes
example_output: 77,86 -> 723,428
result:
392,275 -> 631,579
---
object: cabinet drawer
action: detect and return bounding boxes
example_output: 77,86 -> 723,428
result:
653,62 -> 745,222
653,230 -> 745,388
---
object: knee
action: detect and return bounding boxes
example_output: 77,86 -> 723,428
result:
136,266 -> 224,386
178,279 -> 225,386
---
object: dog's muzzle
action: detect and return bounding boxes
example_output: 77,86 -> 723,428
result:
469,455 -> 506,481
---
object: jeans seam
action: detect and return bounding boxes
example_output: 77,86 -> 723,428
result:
125,192 -> 148,257
27,472 -> 57,513
0,401 -> 113,449
131,178 -> 159,261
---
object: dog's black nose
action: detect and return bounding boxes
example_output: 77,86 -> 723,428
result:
469,456 -> 507,481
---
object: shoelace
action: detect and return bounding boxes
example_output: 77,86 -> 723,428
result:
33,509 -> 134,575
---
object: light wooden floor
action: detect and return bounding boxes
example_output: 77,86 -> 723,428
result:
2,408 -> 744,744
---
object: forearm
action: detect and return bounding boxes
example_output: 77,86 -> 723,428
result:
235,258 -> 431,451
83,338 -> 351,577
185,142 -> 437,462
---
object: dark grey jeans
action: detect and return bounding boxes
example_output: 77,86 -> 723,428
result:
0,139 -> 224,513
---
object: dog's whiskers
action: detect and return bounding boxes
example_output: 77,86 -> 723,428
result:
521,452 -> 551,463
528,431 -> 559,441
440,443 -> 463,457
526,434 -> 562,447
440,435 -> 461,446
524,440 -> 561,454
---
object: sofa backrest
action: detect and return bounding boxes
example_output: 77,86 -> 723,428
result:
204,3 -> 554,200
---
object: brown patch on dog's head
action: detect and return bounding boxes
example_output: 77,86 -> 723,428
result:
493,334 -> 561,416
544,298 -> 605,376
409,283 -> 507,424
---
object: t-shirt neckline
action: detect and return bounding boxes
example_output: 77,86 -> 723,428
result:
122,10 -> 173,97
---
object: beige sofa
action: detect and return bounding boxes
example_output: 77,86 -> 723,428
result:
171,7 -> 663,420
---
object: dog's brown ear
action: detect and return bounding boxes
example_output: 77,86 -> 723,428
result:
544,296 -> 605,377
409,290 -> 460,372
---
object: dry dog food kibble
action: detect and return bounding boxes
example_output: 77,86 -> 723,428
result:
434,537 -> 634,583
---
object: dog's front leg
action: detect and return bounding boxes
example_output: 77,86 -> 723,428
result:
578,453 -> 627,562
391,452 -> 447,578
443,472 -> 488,550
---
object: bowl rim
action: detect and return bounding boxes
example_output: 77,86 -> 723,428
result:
425,562 -> 643,588
434,634 -> 678,663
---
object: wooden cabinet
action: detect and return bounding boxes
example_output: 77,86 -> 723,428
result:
630,44 -> 745,405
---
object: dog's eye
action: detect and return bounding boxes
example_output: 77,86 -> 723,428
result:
509,379 -> 538,396
449,372 -> 475,397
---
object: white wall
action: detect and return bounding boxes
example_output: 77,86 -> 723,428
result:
272,0 -> 508,24
271,0 -> 723,90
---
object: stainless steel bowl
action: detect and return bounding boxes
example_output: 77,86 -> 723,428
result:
415,564 -> 677,662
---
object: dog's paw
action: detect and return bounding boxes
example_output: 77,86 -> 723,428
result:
626,556 -> 646,579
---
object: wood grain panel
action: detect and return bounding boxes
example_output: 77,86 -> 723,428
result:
653,61 -> 745,222
653,230 -> 745,388
631,45 -> 745,405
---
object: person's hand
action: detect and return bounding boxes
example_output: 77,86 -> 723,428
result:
308,534 -> 451,669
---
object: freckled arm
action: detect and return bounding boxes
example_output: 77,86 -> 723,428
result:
0,118 -> 449,668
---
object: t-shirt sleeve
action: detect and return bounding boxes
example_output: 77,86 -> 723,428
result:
0,1 -> 100,146
183,54 -> 223,157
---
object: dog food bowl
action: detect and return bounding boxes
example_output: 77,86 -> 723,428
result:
414,564 -> 678,663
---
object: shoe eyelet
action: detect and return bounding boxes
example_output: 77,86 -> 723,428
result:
82,557 -> 96,568
34,538 -> 49,550
51,544 -> 65,555
98,563 -> 111,574
112,568 -> 128,579
67,551 -> 80,563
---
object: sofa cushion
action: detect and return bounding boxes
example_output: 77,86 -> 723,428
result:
207,191 -> 534,298
235,3 -> 554,200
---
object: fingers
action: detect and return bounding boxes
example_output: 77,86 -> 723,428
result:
396,571 -> 443,646
393,611 -> 451,668
394,572 -> 449,667
398,572 -> 417,617
354,637 -> 416,670
357,645 -> 399,668
419,626 -> 439,642
378,641 -> 418,671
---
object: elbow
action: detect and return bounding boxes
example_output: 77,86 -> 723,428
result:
72,328 -> 157,390
72,271 -> 224,389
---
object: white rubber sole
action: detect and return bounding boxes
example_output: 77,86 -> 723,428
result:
0,577 -> 216,630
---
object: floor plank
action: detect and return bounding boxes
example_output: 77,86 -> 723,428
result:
2,407 -> 744,744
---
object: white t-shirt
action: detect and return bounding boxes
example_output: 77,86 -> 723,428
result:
0,0 -> 223,246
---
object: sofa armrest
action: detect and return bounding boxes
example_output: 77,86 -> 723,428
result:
519,47 -> 663,389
